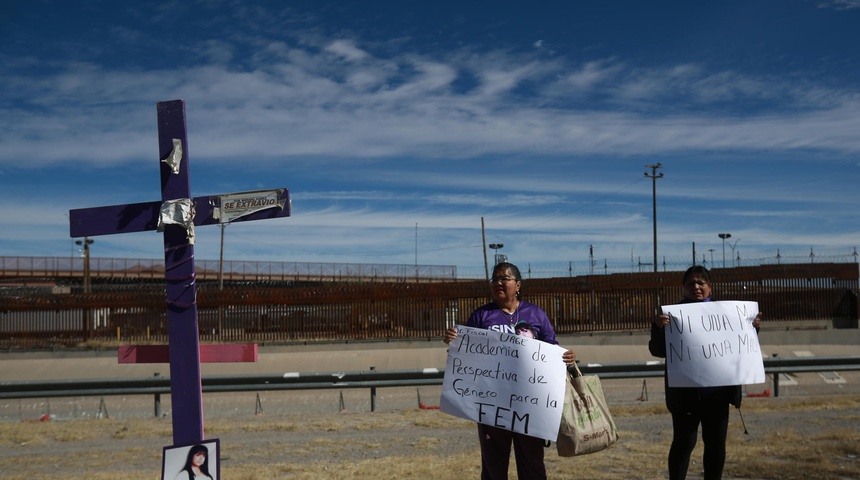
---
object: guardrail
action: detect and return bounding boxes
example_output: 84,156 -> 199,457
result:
3,356 -> 859,404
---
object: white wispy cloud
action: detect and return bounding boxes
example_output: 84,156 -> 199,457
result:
5,39 -> 860,172
1,2 -> 857,273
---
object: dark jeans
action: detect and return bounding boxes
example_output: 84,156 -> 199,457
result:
668,399 -> 730,480
477,423 -> 547,480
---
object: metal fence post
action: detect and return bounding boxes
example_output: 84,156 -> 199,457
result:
154,372 -> 162,417
370,366 -> 376,412
771,354 -> 779,398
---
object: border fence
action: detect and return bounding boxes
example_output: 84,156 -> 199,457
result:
3,247 -> 858,282
1,259 -> 857,349
0,255 -> 458,283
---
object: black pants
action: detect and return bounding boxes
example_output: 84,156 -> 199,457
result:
668,399 -> 730,480
477,423 -> 547,480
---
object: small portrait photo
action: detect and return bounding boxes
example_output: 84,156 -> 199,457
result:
162,439 -> 220,480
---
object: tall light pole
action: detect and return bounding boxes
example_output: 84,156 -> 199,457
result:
218,223 -> 227,337
75,236 -> 94,341
718,233 -> 731,268
489,243 -> 504,266
644,163 -> 663,273
75,237 -> 94,293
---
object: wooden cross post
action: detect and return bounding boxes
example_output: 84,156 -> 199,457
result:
69,99 -> 291,445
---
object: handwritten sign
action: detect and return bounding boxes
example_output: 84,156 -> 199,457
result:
440,325 -> 567,441
661,301 -> 765,388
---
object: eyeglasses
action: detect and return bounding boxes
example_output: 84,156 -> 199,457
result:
490,276 -> 515,284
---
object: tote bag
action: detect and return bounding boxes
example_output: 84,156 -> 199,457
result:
556,363 -> 618,456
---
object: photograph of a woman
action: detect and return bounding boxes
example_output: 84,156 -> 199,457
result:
163,441 -> 218,480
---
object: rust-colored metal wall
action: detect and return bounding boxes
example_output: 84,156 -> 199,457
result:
1,263 -> 857,349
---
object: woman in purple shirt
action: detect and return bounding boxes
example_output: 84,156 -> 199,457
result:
444,262 -> 576,480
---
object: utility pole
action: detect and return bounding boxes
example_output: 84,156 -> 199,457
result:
692,241 -> 696,266
481,217 -> 489,282
644,163 -> 663,273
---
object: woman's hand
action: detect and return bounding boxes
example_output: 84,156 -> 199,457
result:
562,350 -> 576,365
653,314 -> 669,328
443,327 -> 457,345
753,312 -> 763,329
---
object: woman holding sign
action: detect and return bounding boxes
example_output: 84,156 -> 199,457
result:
444,262 -> 576,480
649,266 -> 762,480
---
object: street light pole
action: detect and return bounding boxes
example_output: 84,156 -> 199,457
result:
489,243 -> 504,266
74,236 -> 94,341
644,163 -> 663,273
218,223 -> 227,337
75,237 -> 94,293
718,233 -> 731,268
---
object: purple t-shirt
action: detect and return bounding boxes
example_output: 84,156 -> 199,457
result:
466,301 -> 559,345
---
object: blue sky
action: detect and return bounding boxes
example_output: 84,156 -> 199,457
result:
1,0 -> 859,278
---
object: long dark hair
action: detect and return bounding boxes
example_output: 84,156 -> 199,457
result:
179,444 -> 212,479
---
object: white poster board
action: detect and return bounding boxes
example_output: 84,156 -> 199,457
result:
661,301 -> 765,388
440,325 -> 567,441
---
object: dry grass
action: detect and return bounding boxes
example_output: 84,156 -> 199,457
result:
1,396 -> 858,479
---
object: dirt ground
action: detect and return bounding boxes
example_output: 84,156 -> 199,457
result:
2,374 -> 859,479
2,334 -> 858,478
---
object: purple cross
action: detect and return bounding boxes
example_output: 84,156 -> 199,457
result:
69,100 -> 291,445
